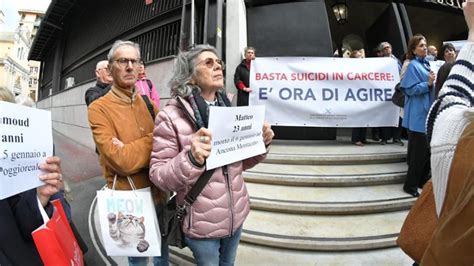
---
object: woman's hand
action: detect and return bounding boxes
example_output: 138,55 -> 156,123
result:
112,137 -> 124,148
37,156 -> 63,207
190,127 -> 212,166
464,0 -> 474,42
262,122 -> 274,146
428,71 -> 436,87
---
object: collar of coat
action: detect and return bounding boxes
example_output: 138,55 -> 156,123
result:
110,85 -> 138,104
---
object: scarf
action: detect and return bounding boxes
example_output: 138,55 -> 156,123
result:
186,87 -> 230,128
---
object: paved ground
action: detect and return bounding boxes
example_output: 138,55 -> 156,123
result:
53,131 -> 107,265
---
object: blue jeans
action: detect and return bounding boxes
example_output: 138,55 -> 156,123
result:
185,226 -> 242,266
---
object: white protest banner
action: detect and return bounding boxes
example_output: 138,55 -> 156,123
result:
249,57 -> 400,127
0,101 -> 53,199
206,106 -> 266,170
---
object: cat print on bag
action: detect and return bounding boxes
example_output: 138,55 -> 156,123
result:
108,212 -> 150,252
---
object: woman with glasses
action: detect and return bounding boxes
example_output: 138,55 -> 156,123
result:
136,60 -> 161,109
149,44 -> 274,265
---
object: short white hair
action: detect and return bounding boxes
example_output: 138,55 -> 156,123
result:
96,60 -> 108,70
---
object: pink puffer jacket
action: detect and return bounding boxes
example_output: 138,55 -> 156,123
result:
149,97 -> 267,239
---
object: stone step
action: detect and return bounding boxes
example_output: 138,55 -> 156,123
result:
241,209 -> 408,251
245,162 -> 407,186
265,139 -> 407,165
169,243 -> 412,265
247,183 -> 415,214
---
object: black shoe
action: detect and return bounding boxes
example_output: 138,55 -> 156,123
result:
380,140 -> 388,145
393,139 -> 404,146
404,189 -> 420,197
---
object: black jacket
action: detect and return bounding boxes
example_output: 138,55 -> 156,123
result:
85,80 -> 111,106
0,189 -> 54,266
233,60 -> 250,106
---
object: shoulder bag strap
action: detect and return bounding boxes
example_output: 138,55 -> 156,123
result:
146,79 -> 153,95
184,168 -> 215,206
141,94 -> 155,119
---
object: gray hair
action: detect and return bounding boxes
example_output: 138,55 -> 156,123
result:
377,41 -> 391,51
107,40 -> 141,63
96,60 -> 108,70
168,44 -> 220,98
0,87 -> 15,103
244,46 -> 256,54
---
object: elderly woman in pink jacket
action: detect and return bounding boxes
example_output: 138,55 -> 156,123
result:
149,44 -> 274,265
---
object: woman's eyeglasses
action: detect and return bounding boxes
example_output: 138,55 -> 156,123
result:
197,58 -> 225,70
115,58 -> 142,68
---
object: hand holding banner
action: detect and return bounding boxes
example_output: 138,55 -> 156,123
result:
206,106 -> 266,170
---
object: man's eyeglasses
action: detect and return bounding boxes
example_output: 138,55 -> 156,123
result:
115,58 -> 141,68
196,58 -> 225,70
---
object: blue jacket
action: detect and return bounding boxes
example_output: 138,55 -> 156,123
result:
400,57 -> 434,133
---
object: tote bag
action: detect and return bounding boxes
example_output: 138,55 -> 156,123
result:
397,180 -> 437,263
96,176 -> 162,257
32,199 -> 84,266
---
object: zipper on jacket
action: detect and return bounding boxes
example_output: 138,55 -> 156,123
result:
223,165 -> 234,237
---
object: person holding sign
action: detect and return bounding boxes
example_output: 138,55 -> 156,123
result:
400,35 -> 436,197
150,45 -> 274,265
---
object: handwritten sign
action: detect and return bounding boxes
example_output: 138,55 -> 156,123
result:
0,101 -> 53,199
206,106 -> 266,170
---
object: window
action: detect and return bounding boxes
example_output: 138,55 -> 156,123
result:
29,78 -> 33,86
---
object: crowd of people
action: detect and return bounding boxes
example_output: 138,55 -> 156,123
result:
1,1 -> 472,265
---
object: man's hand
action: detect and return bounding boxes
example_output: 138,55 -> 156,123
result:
112,137 -> 124,148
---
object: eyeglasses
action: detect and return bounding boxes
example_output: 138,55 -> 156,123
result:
114,58 -> 141,68
196,58 -> 225,70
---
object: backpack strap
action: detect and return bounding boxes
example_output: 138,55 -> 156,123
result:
141,95 -> 155,119
146,79 -> 153,96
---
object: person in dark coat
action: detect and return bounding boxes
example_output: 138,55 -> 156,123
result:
233,47 -> 256,106
85,60 -> 113,106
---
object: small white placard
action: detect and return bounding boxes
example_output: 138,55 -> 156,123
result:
429,60 -> 445,77
206,105 -> 266,170
0,101 -> 53,199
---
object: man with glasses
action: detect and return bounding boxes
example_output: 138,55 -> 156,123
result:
87,40 -> 169,265
84,60 -> 113,106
